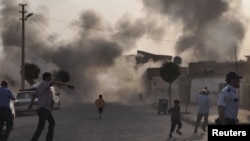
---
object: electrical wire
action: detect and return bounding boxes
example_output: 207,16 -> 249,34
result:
32,13 -> 250,54
29,18 -> 56,44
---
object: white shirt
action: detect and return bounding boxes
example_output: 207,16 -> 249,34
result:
217,84 -> 239,119
35,80 -> 53,111
197,93 -> 210,114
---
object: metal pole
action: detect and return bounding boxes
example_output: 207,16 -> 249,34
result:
154,80 -> 157,105
154,84 -> 156,104
235,46 -> 238,73
19,4 -> 27,90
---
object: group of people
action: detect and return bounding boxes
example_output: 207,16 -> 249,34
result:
0,72 -> 75,141
0,71 -> 107,141
194,71 -> 242,130
1,71 -> 242,140
167,71 -> 242,138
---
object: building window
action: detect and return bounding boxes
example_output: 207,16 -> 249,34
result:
204,68 -> 214,75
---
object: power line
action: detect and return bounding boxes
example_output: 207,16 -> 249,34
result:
29,18 -> 56,44
34,14 -> 109,32
32,13 -> 250,53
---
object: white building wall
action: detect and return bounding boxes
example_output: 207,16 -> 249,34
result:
190,77 -> 224,105
152,76 -> 245,107
190,77 -> 244,105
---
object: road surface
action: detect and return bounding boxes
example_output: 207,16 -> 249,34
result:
9,102 -> 208,141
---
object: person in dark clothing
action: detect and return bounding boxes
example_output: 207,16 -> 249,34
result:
28,72 -> 74,141
0,80 -> 15,141
168,99 -> 182,138
139,94 -> 143,102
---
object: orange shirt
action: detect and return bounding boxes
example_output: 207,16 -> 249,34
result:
95,98 -> 105,108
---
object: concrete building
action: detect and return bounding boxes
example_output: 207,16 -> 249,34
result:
187,60 -> 248,106
143,52 -> 250,109
134,50 -> 249,109
136,50 -> 172,64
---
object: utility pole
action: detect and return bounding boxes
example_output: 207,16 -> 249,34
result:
235,46 -> 238,73
19,4 -> 33,90
19,3 -> 27,90
153,80 -> 157,105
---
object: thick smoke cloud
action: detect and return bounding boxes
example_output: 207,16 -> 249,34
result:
112,15 -> 166,51
1,0 -> 246,104
0,0 -> 149,104
142,0 -> 246,62
0,0 -> 21,48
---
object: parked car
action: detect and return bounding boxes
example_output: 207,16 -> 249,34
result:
14,87 -> 60,116
14,90 -> 37,116
10,101 -> 15,118
50,86 -> 61,110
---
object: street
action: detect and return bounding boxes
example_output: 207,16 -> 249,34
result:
9,102 -> 208,141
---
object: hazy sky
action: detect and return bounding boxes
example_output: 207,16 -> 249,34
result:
20,0 -> 250,58
24,0 -> 142,41
19,0 -> 250,59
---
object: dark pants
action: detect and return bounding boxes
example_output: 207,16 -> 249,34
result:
98,108 -> 103,114
194,113 -> 208,131
170,119 -> 182,133
215,118 -> 237,125
97,108 -> 103,118
0,108 -> 13,141
31,108 -> 55,141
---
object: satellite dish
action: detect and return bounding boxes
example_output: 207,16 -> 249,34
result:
173,56 -> 182,64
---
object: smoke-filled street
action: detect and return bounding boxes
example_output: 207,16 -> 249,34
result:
9,102 -> 208,141
1,0 -> 250,103
1,1 -> 250,140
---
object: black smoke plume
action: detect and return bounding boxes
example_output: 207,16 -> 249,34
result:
0,0 -> 149,103
142,0 -> 246,63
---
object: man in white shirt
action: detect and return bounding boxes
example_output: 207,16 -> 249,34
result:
28,72 -> 74,141
194,88 -> 210,133
216,72 -> 242,125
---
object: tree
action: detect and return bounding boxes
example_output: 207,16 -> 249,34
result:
25,63 -> 40,86
53,70 -> 70,82
159,62 -> 180,108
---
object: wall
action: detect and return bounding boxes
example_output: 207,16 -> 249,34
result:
149,76 -> 180,107
190,77 -> 224,105
190,77 -> 245,106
